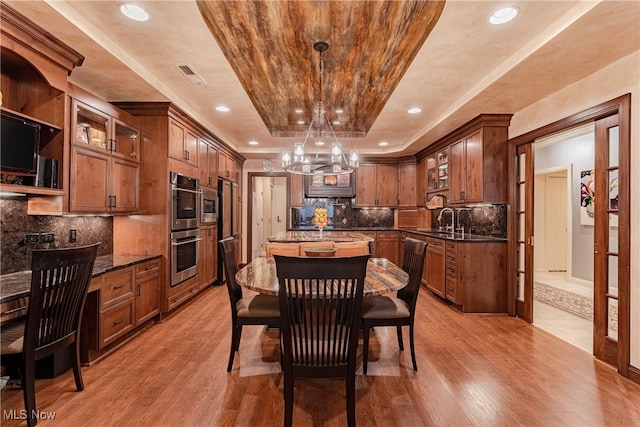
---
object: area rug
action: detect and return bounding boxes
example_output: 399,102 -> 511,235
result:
534,281 -> 593,321
534,281 -> 618,332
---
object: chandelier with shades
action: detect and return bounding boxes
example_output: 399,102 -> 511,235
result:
281,41 -> 359,175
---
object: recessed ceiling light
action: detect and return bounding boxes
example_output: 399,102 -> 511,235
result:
315,141 -> 325,146
490,7 -> 519,25
335,108 -> 344,114
407,107 -> 422,114
119,4 -> 149,22
248,140 -> 259,145
333,121 -> 340,125
297,120 -> 305,125
215,106 -> 230,112
294,109 -> 303,114
378,141 -> 389,147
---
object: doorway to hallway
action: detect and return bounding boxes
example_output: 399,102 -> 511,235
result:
249,174 -> 287,260
532,124 -> 595,353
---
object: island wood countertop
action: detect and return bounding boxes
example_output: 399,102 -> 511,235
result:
267,230 -> 375,243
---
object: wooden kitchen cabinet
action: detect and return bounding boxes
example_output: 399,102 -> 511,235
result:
445,241 -> 458,304
0,5 -> 82,204
416,157 -> 428,206
376,231 -> 400,265
135,258 -> 160,325
99,266 -> 135,347
199,225 -> 218,288
289,173 -> 304,208
355,163 -> 398,207
169,117 -> 199,167
69,97 -> 140,213
218,149 -> 238,181
397,161 -> 417,207
449,129 -> 482,204
424,237 -> 446,298
443,240 -> 507,313
198,138 -> 218,188
447,116 -> 511,204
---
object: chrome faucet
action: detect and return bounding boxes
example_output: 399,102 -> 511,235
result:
456,208 -> 472,238
437,208 -> 455,233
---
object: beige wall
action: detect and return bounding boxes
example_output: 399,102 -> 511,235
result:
509,51 -> 640,368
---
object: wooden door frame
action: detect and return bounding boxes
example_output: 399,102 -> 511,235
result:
507,94 -> 632,379
246,172 -> 288,263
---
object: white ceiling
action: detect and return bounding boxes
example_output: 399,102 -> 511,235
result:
6,0 -> 639,160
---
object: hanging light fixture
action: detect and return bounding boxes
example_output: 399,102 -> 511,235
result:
281,42 -> 359,175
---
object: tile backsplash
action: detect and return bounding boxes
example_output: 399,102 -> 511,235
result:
430,204 -> 507,237
0,197 -> 113,274
291,198 -> 394,228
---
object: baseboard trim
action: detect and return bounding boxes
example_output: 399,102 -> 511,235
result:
628,365 -> 640,385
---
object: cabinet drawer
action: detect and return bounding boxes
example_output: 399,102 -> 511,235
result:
446,276 -> 458,304
136,258 -> 161,278
425,237 -> 444,250
100,301 -> 134,347
167,281 -> 199,311
102,267 -> 134,309
1,296 -> 29,324
446,265 -> 457,278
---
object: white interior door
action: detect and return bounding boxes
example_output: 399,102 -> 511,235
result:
545,172 -> 568,271
271,178 -> 287,235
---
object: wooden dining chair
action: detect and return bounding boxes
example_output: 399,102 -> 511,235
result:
361,237 -> 427,374
0,243 -> 100,427
219,237 -> 280,372
274,254 -> 369,427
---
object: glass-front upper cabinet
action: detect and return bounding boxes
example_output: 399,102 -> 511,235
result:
72,100 -> 140,162
427,148 -> 449,191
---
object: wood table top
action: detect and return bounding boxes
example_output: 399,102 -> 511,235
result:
235,257 -> 408,296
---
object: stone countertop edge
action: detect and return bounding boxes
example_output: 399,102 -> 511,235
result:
0,253 -> 162,304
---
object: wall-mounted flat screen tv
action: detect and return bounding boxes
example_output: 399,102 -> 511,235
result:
1,113 -> 41,175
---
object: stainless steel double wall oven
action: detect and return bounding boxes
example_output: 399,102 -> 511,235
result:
170,171 -> 201,287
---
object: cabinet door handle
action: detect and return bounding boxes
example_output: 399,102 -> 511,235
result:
113,317 -> 125,325
113,283 -> 126,290
460,191 -> 465,200
137,284 -> 141,296
108,195 -> 112,208
184,150 -> 189,160
112,195 -> 117,207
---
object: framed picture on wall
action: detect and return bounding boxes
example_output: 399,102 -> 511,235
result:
580,169 -> 594,226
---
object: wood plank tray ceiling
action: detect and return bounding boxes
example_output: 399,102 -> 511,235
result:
197,0 -> 445,138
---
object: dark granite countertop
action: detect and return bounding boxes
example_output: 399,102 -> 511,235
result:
269,231 -> 375,243
289,227 -> 507,242
403,229 -> 507,242
0,254 -> 161,304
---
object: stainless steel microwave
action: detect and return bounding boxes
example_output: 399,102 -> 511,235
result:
200,188 -> 218,225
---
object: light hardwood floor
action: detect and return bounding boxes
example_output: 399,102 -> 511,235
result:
2,285 -> 640,426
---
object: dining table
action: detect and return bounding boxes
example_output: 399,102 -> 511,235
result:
235,256 -> 409,296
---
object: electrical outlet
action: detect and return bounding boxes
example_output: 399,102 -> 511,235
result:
41,233 -> 55,243
69,229 -> 77,243
25,234 -> 40,244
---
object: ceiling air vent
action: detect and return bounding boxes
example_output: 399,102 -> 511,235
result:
176,64 -> 206,85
